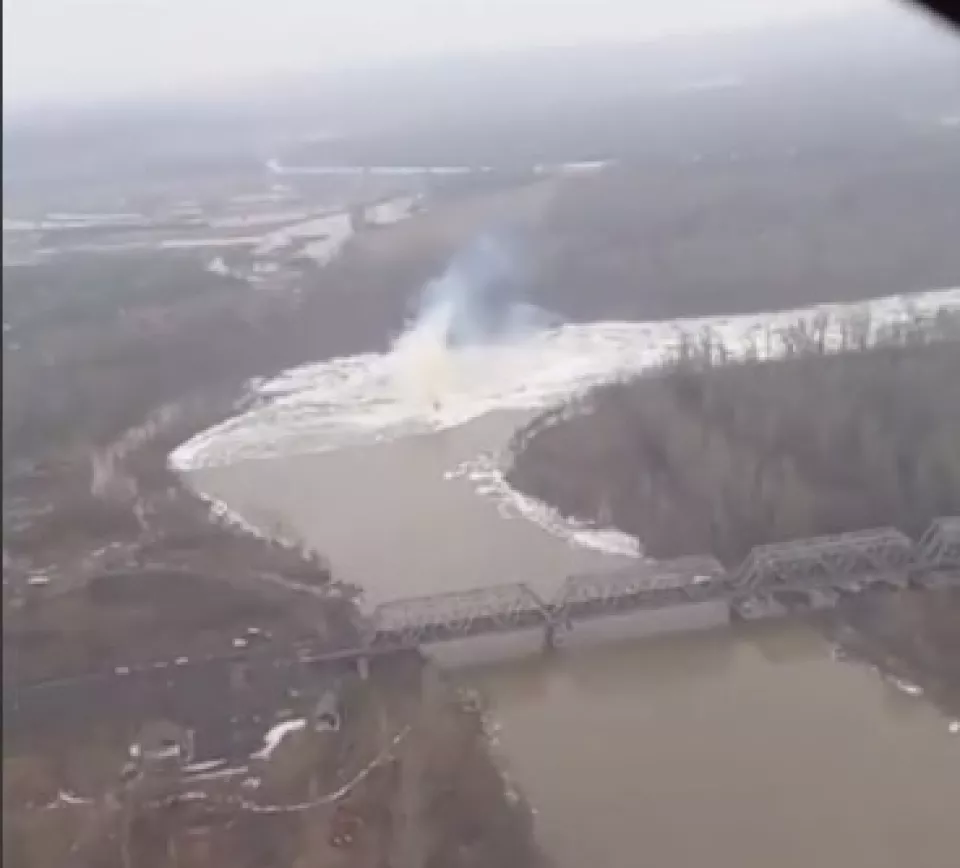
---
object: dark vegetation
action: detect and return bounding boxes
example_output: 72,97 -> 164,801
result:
509,313 -> 960,565
530,148 -> 960,322
2,250 -> 404,462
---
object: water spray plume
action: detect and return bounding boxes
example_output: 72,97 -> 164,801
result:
391,232 -> 556,410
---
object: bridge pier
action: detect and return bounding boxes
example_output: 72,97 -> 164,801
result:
553,600 -> 731,649
419,625 -> 550,669
544,622 -> 558,652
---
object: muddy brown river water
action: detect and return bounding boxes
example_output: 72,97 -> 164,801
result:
190,411 -> 960,868
471,625 -> 959,868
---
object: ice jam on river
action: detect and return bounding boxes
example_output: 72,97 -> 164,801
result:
172,284 -> 960,574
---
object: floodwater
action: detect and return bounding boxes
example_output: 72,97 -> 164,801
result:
188,412 -> 960,868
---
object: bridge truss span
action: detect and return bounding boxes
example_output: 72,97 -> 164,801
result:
918,517 -> 960,569
555,556 -> 727,618
370,582 -> 549,647
733,527 -> 917,591
8,520 -> 958,709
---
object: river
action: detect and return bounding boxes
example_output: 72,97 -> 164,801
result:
471,624 -> 959,868
188,403 -> 960,868
189,410 -> 635,604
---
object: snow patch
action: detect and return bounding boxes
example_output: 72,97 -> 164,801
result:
252,718 -> 307,760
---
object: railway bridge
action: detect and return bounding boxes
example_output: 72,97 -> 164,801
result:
4,518 -> 958,758
365,517 -> 959,664
5,519 -> 959,708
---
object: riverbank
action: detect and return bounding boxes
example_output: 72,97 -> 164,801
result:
826,587 -> 960,719
3,653 -> 550,868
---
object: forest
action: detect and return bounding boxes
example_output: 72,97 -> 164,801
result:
509,309 -> 960,565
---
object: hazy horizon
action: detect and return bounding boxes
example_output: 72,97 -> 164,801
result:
4,0 -> 881,111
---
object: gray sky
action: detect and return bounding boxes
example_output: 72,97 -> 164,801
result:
4,0 -> 877,108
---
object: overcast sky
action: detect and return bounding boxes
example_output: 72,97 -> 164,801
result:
4,0 -> 879,108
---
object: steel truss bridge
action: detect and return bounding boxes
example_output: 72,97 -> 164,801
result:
6,519 -> 959,708
366,518 -> 960,649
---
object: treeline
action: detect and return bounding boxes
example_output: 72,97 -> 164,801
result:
509,310 -> 960,565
